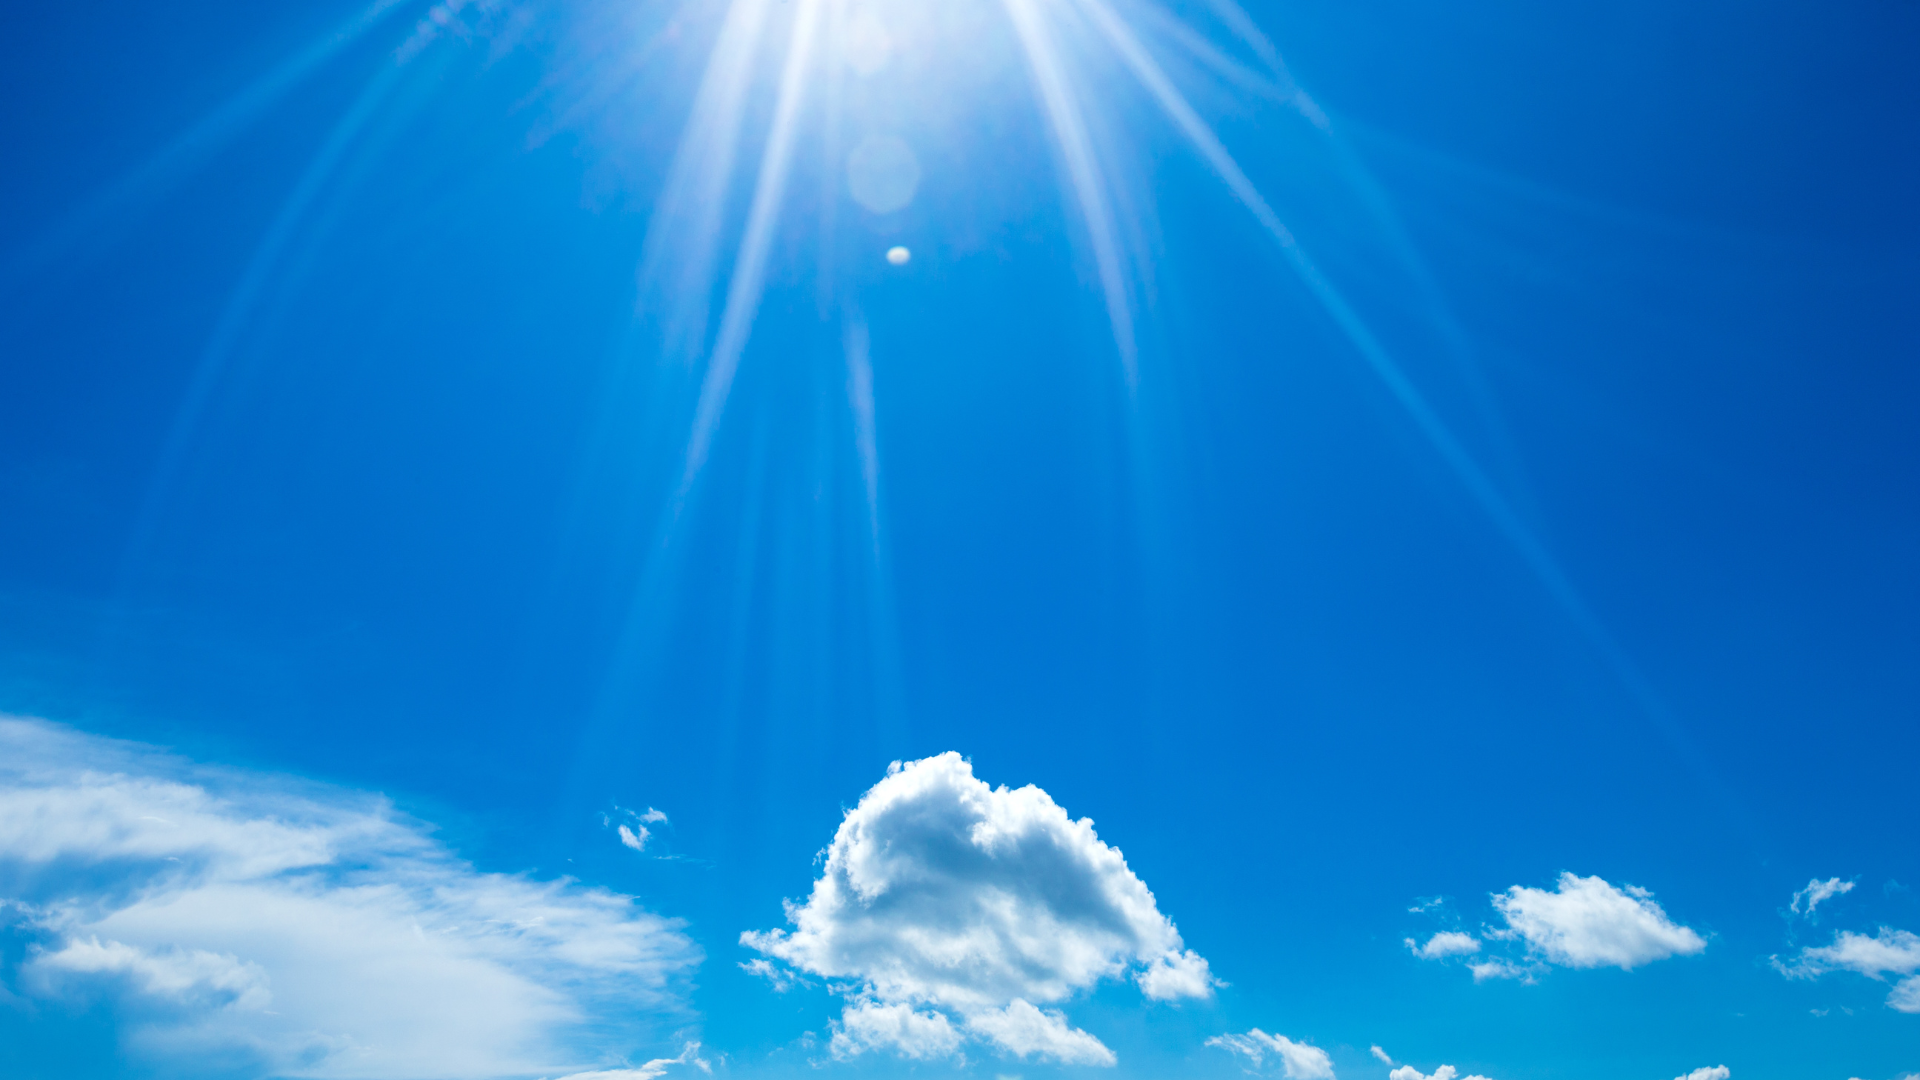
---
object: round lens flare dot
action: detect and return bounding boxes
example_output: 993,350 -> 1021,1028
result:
847,135 -> 920,214
886,246 -> 911,266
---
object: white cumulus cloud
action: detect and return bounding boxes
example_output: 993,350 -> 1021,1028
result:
741,752 -> 1213,1065
619,824 -> 651,851
1406,932 -> 1480,960
1790,878 -> 1853,917
1779,926 -> 1920,1013
968,1000 -> 1117,1066
0,715 -> 700,1079
1492,873 -> 1706,969
1674,1067 -> 1729,1080
831,998 -> 964,1060
1206,1028 -> 1334,1079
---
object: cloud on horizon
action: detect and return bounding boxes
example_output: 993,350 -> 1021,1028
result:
0,716 -> 701,1079
741,752 -> 1214,1065
546,1042 -> 710,1080
1389,1066 -> 1492,1080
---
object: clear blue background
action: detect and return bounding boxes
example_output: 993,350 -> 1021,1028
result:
1,0 -> 1916,1076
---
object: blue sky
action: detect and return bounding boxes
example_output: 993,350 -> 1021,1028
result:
1,0 -> 1916,1078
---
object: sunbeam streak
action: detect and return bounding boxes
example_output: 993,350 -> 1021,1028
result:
1076,0 -> 1742,828
0,0 -> 412,288
1004,0 -> 1139,389
678,0 -> 826,506
639,0 -> 776,361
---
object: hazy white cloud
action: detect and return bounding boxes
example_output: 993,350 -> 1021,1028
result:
547,1042 -> 710,1080
1779,926 -> 1920,1013
1206,1028 -> 1334,1079
1467,958 -> 1535,983
1389,1066 -> 1491,1080
742,752 -> 1213,1065
0,716 -> 699,1079
1674,1067 -> 1729,1080
1406,932 -> 1480,960
1791,878 -> 1854,917
1492,873 -> 1705,969
1371,1046 -> 1394,1065
619,824 -> 651,851
639,808 -> 670,824
35,936 -> 273,1010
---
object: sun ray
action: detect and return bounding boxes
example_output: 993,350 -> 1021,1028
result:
1075,0 -> 1739,817
1003,0 -> 1139,390
638,0 -> 778,362
121,64 -> 406,583
676,0 -> 827,505
843,318 -> 882,552
1,0 -> 413,288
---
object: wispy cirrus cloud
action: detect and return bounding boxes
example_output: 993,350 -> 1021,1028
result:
0,716 -> 700,1079
1790,878 -> 1854,918
741,752 -> 1213,1066
1776,926 -> 1920,1013
1207,1028 -> 1335,1079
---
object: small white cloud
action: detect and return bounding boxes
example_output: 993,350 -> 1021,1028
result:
640,808 -> 670,825
1780,926 -> 1920,1013
0,715 -> 698,1079
830,999 -> 963,1060
1784,927 -> 1920,979
1372,1046 -> 1394,1065
968,1000 -> 1116,1066
1467,958 -> 1535,983
1139,948 -> 1219,999
743,753 -> 1211,1065
738,958 -> 797,992
1407,932 -> 1480,960
1791,878 -> 1854,917
1389,1066 -> 1493,1080
1674,1067 -> 1729,1080
1206,1029 -> 1334,1079
619,824 -> 650,852
1492,873 -> 1705,969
